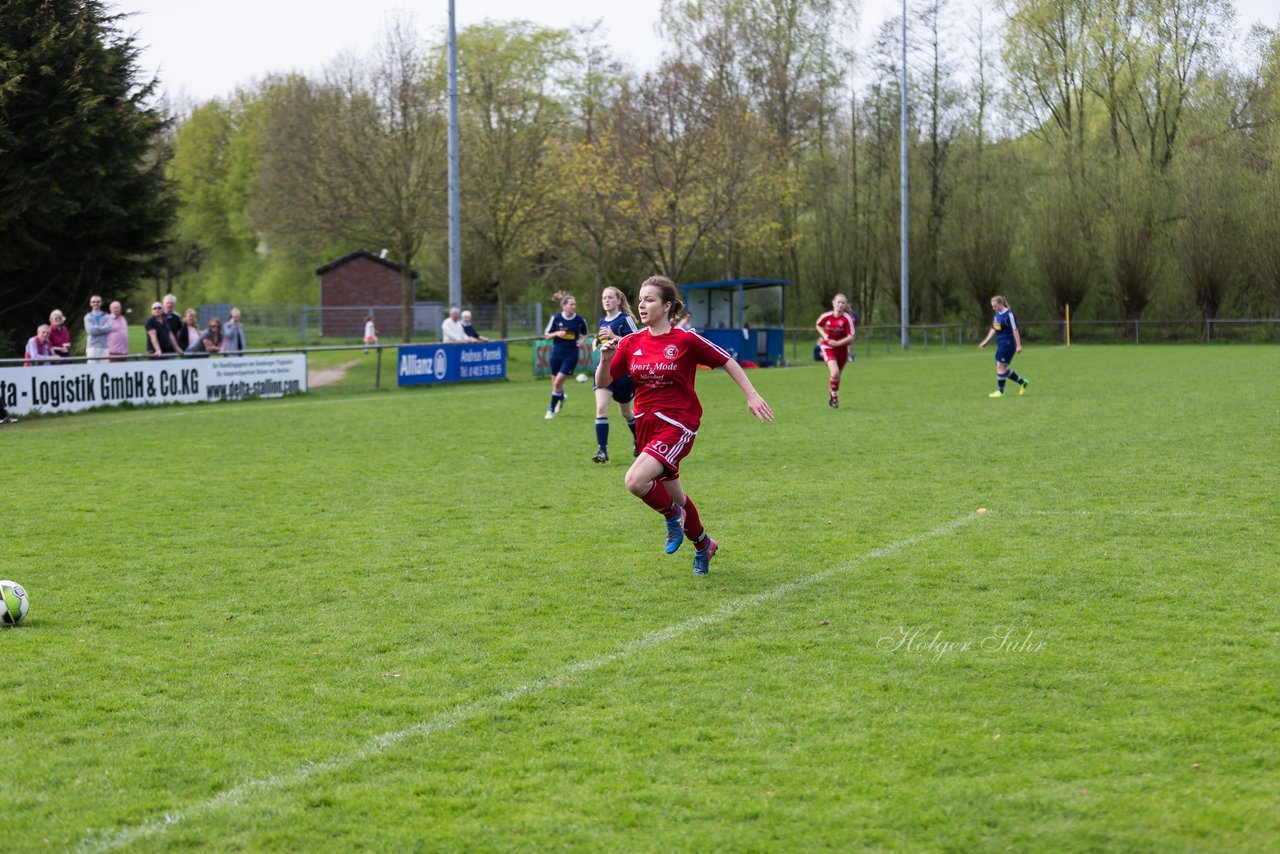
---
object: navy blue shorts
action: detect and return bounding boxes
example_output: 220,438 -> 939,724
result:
605,375 -> 635,405
995,342 -> 1016,365
549,352 -> 579,377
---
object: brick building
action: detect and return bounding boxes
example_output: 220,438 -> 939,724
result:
315,249 -> 420,338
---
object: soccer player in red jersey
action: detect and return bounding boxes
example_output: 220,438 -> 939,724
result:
596,276 -> 774,575
815,293 -> 856,408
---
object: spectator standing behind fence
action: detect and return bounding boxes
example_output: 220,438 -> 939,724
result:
363,313 -> 377,354
441,307 -> 471,343
177,308 -> 202,352
162,294 -> 182,346
25,324 -> 57,365
107,301 -> 129,361
145,301 -> 180,357
48,310 -> 72,357
222,307 -> 246,355
84,296 -> 112,363
185,318 -> 223,357
461,310 -> 488,342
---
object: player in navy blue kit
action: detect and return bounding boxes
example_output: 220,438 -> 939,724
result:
544,294 -> 590,419
592,286 -> 640,462
978,295 -> 1029,397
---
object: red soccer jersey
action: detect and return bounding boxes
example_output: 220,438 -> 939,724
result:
609,327 -> 731,432
817,311 -> 856,350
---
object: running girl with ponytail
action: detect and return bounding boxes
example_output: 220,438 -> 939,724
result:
595,276 -> 774,575
592,286 -> 640,463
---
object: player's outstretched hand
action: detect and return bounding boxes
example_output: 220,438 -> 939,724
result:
599,336 -> 619,353
747,392 -> 773,423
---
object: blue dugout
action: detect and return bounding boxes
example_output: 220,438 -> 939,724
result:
680,278 -> 789,366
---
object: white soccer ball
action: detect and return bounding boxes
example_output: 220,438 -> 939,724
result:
0,580 -> 29,626
575,373 -> 589,383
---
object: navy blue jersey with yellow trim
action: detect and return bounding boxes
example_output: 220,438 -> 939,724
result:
598,312 -> 638,340
545,312 -> 589,358
992,308 -> 1017,344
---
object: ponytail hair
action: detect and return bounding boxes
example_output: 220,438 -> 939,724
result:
640,275 -> 684,322
603,286 -> 634,320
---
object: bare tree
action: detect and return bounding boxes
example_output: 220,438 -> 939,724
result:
1180,134 -> 1243,338
953,4 -> 1016,328
255,17 -> 447,341
612,60 -> 778,282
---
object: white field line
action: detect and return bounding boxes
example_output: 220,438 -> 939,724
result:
989,508 -> 1276,521
76,513 -> 977,853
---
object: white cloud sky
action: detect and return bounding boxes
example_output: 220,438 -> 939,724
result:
118,0 -> 1279,104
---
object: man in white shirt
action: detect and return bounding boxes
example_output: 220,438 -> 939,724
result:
441,306 -> 473,343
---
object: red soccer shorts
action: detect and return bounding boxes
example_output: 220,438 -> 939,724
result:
635,412 -> 697,480
819,345 -> 848,369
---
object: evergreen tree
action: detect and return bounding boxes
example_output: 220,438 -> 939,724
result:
0,0 -> 172,356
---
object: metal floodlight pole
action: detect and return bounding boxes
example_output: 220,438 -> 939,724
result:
900,0 -> 910,350
447,0 -> 462,310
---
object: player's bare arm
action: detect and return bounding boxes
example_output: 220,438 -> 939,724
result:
721,360 -> 774,423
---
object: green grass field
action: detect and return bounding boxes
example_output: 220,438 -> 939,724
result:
2,345 -> 1276,852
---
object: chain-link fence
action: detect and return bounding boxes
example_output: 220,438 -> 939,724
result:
197,303 -> 549,347
777,319 -> 1280,365
187,306 -> 1280,355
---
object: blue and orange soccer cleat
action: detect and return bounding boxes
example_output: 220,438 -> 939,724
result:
693,537 -> 718,575
664,507 -> 686,554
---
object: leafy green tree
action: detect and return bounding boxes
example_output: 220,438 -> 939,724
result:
0,0 -> 172,354
167,96 -> 262,302
456,21 -> 574,338
546,128 -> 639,313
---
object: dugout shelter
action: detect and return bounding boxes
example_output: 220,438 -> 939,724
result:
681,278 -> 789,366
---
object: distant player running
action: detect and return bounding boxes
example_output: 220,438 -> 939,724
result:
815,293 -> 856,408
596,276 -> 773,575
592,286 -> 640,463
544,294 -> 590,419
978,295 -> 1029,397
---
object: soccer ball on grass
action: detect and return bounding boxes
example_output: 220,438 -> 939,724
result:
1,580 -> 29,626
575,373 -> 589,383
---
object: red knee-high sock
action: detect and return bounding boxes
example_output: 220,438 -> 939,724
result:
640,479 -> 679,518
679,495 -> 707,547
829,375 -> 840,394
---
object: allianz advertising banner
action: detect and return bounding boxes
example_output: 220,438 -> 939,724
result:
0,355 -> 308,416
397,342 -> 507,386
